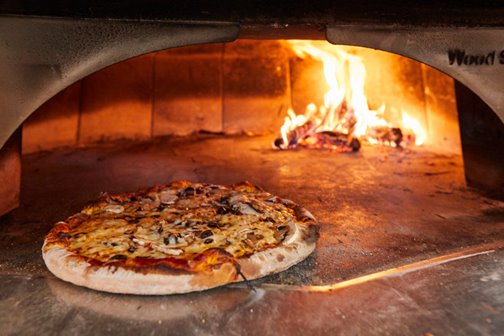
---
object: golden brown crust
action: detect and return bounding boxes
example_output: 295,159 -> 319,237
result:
42,181 -> 317,294
43,247 -> 239,295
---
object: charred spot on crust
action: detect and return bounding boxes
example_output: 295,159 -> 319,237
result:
276,254 -> 285,262
57,232 -> 71,238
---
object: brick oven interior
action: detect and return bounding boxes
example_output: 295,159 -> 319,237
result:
21,40 -> 463,153
1,36 -> 504,334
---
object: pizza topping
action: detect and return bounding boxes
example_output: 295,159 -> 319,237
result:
153,245 -> 184,256
163,233 -> 188,247
103,204 -> 124,214
235,203 -> 263,216
44,181 -> 316,273
216,206 -> 232,215
206,221 -> 218,228
200,230 -> 213,239
110,254 -> 127,260
179,186 -> 196,197
159,190 -> 177,204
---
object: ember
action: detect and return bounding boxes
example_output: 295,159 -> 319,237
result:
274,41 -> 426,151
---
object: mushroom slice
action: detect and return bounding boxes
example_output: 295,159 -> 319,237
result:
103,205 -> 124,214
236,203 -> 263,216
159,189 -> 178,204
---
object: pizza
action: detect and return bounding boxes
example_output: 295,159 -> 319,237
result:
42,181 -> 318,295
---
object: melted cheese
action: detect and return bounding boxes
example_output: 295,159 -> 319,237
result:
63,182 -> 298,263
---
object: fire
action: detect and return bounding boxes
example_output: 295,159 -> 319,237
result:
275,41 -> 426,151
402,111 -> 426,146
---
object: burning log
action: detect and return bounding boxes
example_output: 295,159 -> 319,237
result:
282,120 -> 316,148
314,131 -> 361,152
368,126 -> 403,147
273,125 -> 360,152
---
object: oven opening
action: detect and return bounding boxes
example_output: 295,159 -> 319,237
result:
22,40 -> 463,154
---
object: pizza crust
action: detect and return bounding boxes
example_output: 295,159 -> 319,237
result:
42,182 -> 318,295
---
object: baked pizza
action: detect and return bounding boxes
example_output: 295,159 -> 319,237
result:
42,181 -> 318,295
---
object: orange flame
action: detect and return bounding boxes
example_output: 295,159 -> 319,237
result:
279,41 -> 426,149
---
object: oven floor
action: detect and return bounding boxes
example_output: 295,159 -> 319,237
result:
1,135 -> 503,335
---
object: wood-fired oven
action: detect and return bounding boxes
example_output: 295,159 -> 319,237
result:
1,2 -> 503,335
